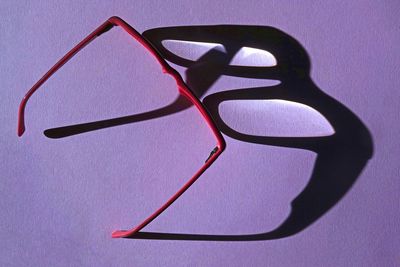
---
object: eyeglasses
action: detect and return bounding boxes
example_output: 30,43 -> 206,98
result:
17,16 -> 226,238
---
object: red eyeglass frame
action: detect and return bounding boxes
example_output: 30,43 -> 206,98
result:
17,16 -> 226,238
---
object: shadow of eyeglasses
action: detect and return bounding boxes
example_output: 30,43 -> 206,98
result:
44,24 -> 373,241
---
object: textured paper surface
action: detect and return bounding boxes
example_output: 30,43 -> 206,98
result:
1,1 -> 399,266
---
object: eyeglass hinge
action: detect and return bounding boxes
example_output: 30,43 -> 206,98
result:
205,146 -> 219,163
97,24 -> 114,37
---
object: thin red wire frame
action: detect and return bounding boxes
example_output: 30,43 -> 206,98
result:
17,16 -> 226,238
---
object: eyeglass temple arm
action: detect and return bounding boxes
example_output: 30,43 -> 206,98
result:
17,16 -> 179,137
18,16 -> 224,157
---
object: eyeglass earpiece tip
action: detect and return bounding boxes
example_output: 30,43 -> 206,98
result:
111,230 -> 130,238
17,125 -> 25,137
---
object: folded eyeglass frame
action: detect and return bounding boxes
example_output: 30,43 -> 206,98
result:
17,16 -> 226,238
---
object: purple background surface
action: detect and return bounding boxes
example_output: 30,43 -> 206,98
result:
1,1 -> 399,266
